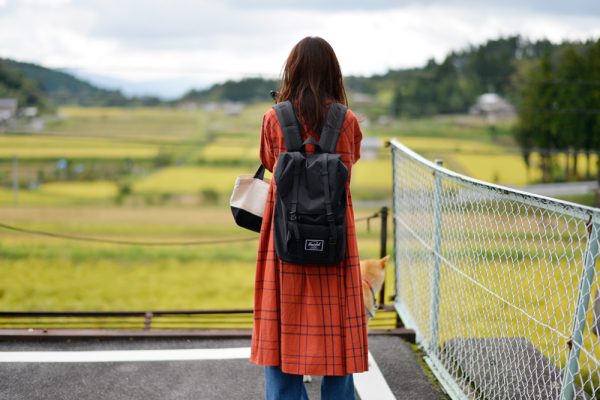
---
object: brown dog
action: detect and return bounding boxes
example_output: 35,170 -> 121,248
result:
303,256 -> 389,383
361,255 -> 389,321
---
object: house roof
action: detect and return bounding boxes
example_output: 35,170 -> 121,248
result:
0,98 -> 18,110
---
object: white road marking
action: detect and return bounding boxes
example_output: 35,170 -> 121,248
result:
0,347 -> 251,363
353,351 -> 396,400
0,347 -> 396,399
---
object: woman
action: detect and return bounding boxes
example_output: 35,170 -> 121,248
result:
250,36 -> 367,400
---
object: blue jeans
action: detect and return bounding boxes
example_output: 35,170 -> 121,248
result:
264,366 -> 355,400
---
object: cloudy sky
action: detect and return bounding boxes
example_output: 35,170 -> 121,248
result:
0,0 -> 599,98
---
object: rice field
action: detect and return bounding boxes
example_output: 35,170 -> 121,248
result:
197,141 -> 260,163
0,135 -> 159,159
0,105 -> 592,316
54,106 -> 207,140
0,106 -> 590,308
0,182 -> 118,206
0,206 -> 388,311
133,165 -> 250,194
4,105 -> 592,209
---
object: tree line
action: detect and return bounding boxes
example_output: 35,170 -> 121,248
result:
514,40 -> 600,183
387,36 -> 561,117
2,35 -> 594,120
382,36 -> 600,185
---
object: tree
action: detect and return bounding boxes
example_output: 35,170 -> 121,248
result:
555,46 -> 586,179
0,60 -> 50,110
584,40 -> 600,203
514,39 -> 600,186
517,52 -> 558,182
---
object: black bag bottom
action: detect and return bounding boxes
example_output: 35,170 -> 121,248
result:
231,207 -> 262,233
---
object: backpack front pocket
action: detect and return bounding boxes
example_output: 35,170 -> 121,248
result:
283,222 -> 345,265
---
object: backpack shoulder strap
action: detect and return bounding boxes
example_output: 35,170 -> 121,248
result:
319,103 -> 347,154
273,101 -> 303,152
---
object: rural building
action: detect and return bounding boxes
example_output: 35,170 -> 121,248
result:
20,106 -> 38,118
0,98 -> 18,123
223,101 -> 244,116
469,93 -> 516,121
351,92 -> 374,106
201,101 -> 245,115
360,136 -> 382,160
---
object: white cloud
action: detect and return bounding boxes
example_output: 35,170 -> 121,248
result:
283,4 -> 600,76
0,0 -> 598,96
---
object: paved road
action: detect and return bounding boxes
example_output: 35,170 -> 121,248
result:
356,181 -> 599,210
0,336 -> 446,400
515,180 -> 598,197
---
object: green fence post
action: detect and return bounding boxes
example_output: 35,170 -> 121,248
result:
12,155 -> 19,206
430,159 -> 444,352
391,145 -> 402,321
378,206 -> 389,306
560,218 -> 600,400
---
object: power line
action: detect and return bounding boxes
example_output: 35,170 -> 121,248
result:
0,211 -> 382,246
2,131 -> 209,147
355,211 -> 381,222
477,77 -> 600,86
392,73 -> 600,86
516,106 -> 600,115
0,222 -> 256,246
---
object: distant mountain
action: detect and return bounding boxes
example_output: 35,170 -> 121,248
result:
63,70 -> 206,100
180,77 -> 279,103
1,58 -> 131,106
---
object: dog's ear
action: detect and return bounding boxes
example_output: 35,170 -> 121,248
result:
380,255 -> 390,268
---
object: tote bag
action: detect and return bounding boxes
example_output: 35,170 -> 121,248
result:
230,164 -> 269,232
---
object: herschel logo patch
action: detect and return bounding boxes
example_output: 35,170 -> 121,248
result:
305,239 -> 324,252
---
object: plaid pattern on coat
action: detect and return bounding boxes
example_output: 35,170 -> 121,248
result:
250,106 -> 368,376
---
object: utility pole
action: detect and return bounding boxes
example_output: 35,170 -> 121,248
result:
12,155 -> 19,206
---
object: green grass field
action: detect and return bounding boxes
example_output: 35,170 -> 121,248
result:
0,206 -> 389,310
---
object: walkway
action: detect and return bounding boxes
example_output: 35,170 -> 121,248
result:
0,335 -> 446,399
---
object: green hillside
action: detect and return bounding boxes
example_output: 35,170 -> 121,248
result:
1,58 -> 129,106
180,77 -> 279,103
177,36 -> 581,118
0,59 -> 49,110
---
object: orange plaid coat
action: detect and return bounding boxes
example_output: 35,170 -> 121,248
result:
250,106 -> 368,376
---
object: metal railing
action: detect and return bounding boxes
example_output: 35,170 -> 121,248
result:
0,305 -> 407,338
390,139 -> 600,400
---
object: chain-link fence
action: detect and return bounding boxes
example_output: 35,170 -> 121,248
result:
390,139 -> 600,400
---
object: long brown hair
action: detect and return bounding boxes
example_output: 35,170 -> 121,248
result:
277,36 -> 348,135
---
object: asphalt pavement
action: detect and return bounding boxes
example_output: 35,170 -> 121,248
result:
0,335 -> 446,400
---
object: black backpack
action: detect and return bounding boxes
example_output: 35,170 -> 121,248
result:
272,101 -> 348,265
